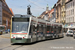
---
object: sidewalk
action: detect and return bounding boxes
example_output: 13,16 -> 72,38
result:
0,33 -> 10,39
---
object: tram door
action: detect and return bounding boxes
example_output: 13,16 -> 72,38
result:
32,21 -> 37,42
29,21 -> 37,42
37,24 -> 44,41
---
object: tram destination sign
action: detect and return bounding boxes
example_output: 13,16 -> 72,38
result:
12,18 -> 29,22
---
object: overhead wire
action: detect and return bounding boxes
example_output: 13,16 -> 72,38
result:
44,0 -> 49,3
7,0 -> 45,9
27,0 -> 45,9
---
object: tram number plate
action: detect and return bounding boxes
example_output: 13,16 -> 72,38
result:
16,38 -> 22,40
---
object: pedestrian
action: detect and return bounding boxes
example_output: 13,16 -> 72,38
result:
8,29 -> 10,33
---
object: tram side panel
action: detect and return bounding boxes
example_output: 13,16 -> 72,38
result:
53,25 -> 64,38
58,25 -> 64,38
50,25 -> 55,39
37,23 -> 46,41
53,25 -> 63,38
45,25 -> 52,39
45,23 -> 64,39
29,19 -> 46,42
42,24 -> 46,40
53,25 -> 59,38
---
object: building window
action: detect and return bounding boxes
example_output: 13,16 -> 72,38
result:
72,17 -> 73,22
73,17 -> 74,22
71,3 -> 72,7
69,18 -> 70,23
71,10 -> 72,15
73,2 -> 74,7
73,9 -> 74,15
69,10 -> 70,15
3,13 -> 11,19
68,18 -> 69,23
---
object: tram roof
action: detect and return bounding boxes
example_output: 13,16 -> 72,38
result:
31,17 -> 48,23
47,22 -> 63,25
12,14 -> 33,18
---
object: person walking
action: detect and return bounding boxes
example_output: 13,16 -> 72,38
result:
8,29 -> 10,33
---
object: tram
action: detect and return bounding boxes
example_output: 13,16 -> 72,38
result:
11,15 -> 64,43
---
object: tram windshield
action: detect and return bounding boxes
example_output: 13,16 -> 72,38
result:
12,18 -> 29,33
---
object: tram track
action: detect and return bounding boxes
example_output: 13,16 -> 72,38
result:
0,35 -> 10,39
0,34 -> 10,39
0,44 -> 24,50
13,45 -> 24,50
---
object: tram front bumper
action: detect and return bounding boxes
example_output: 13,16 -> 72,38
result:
11,38 -> 31,43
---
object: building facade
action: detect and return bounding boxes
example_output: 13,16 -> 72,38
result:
55,0 -> 61,23
61,0 -> 70,24
49,9 -> 56,23
55,0 -> 70,24
66,0 -> 75,26
0,0 -> 13,29
0,1 -> 2,25
61,0 -> 66,24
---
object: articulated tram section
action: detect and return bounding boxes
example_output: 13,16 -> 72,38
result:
10,15 -> 64,43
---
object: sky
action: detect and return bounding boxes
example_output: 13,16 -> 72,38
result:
6,0 -> 58,16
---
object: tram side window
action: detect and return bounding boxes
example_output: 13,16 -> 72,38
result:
39,25 -> 42,32
38,24 -> 43,33
47,26 -> 50,33
29,22 -> 36,35
33,24 -> 37,35
54,26 -> 59,34
56,26 -> 59,34
41,25 -> 43,32
33,25 -> 35,32
43,25 -> 46,34
37,25 -> 39,32
47,26 -> 50,31
51,26 -> 54,33
54,26 -> 56,33
29,25 -> 33,35
50,26 -> 51,32
59,26 -> 62,33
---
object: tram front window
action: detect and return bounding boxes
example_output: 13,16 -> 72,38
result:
12,22 -> 29,33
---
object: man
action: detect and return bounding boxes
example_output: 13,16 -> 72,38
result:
8,29 -> 10,33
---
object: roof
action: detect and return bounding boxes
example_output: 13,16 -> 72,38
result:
2,0 -> 13,15
39,8 -> 54,18
9,8 -> 14,15
49,9 -> 54,13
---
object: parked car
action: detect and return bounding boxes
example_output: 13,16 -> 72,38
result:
66,30 -> 73,36
0,30 -> 2,35
73,31 -> 75,39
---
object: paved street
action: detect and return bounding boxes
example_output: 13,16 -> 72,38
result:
0,33 -> 75,50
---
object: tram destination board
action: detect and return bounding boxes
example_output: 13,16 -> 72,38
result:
12,18 -> 29,22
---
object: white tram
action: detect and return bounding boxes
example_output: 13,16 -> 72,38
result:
11,15 -> 64,43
